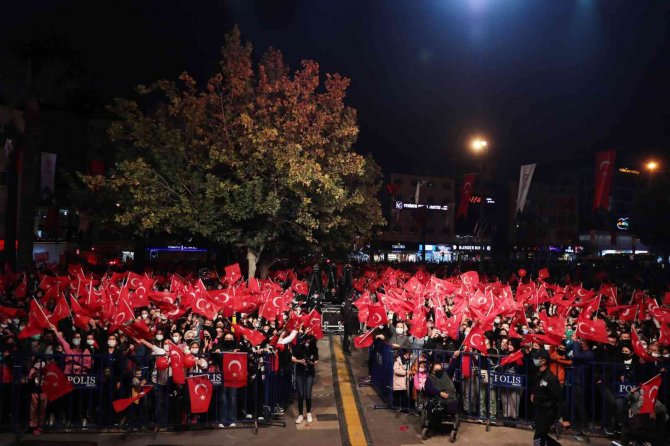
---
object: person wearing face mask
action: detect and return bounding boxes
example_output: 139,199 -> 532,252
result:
135,333 -> 169,431
291,328 -> 319,425
389,322 -> 411,350
99,334 -> 125,425
392,349 -> 412,411
217,333 -> 241,427
569,335 -> 594,441
548,343 -> 571,428
423,361 -> 459,439
530,349 -> 562,446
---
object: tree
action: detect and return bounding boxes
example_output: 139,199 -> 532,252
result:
85,27 -> 384,277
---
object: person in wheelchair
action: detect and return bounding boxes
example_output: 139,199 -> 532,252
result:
423,359 -> 459,438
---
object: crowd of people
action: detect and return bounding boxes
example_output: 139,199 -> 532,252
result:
0,262 -> 328,435
0,258 -> 669,444
342,263 -> 670,445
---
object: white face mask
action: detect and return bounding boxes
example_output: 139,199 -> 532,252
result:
86,339 -> 95,346
191,348 -> 199,355
72,338 -> 81,346
156,334 -> 164,341
108,340 -> 117,348
651,352 -> 660,358
396,327 -> 404,335
141,314 -> 148,319
172,336 -> 180,343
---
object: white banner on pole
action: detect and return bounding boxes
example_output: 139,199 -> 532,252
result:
516,163 -> 536,213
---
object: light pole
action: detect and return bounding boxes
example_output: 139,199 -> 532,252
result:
470,137 -> 488,243
645,160 -> 659,188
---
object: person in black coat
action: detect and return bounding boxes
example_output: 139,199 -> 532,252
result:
341,297 -> 359,355
530,349 -> 562,446
291,330 -> 319,424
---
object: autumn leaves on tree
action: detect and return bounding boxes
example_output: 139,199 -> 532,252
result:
84,27 -> 384,277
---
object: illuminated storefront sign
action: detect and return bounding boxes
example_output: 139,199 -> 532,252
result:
395,201 -> 448,211
616,217 -> 630,231
618,168 -> 640,175
451,244 -> 491,252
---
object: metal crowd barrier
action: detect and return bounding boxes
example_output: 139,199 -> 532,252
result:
0,351 -> 290,433
368,341 -> 669,435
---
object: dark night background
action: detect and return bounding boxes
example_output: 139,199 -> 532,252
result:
2,0 -> 669,176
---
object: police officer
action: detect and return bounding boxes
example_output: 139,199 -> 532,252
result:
530,349 -> 562,446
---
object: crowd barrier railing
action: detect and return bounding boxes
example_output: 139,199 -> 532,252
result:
368,341 -> 669,435
0,350 -> 290,433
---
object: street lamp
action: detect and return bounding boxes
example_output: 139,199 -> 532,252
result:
471,138 -> 488,153
646,160 -> 658,172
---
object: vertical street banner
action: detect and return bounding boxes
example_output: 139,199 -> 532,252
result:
40,152 -> 57,198
593,150 -> 616,210
516,163 -> 536,213
456,173 -> 476,220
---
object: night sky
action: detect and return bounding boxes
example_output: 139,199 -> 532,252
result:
2,0 -> 670,177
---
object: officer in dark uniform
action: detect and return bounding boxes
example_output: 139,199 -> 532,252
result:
530,349 -> 562,446
341,296 -> 359,355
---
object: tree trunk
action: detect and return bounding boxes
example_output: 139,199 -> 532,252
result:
257,258 -> 276,280
246,247 -> 257,281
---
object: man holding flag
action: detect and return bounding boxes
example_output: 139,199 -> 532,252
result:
619,375 -> 667,446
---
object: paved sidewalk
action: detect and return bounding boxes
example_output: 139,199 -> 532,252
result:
346,343 -> 611,446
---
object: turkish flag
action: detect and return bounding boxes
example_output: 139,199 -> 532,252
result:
131,277 -> 155,308
537,268 -> 550,281
593,149 -> 616,210
225,263 -> 243,285
664,292 -> 670,305
658,323 -> 670,346
365,303 -> 388,328
456,173 -> 476,220
461,351 -> 472,379
606,305 -> 638,322
223,352 -> 248,388
127,272 -> 145,290
109,287 -> 134,332
463,324 -> 487,355
29,299 -> 51,329
69,297 -> 91,331
354,329 -> 375,349
500,349 -> 524,367
291,279 -> 309,296
639,374 -> 662,414
632,330 -> 656,362
120,320 -> 152,342
167,342 -> 186,384
192,294 -> 217,320
460,270 -> 480,289
232,324 -> 266,346
14,275 -> 28,299
523,332 -> 562,346
42,362 -> 75,401
576,319 -> 609,344
187,375 -> 213,413
577,296 -> 602,322
0,305 -> 18,317
48,294 -> 70,324
302,309 -> 324,340
112,386 -> 153,412
539,314 -> 566,337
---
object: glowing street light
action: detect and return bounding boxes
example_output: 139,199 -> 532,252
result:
646,160 -> 658,172
471,138 -> 488,153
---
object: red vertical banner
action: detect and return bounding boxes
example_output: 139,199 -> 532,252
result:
593,150 -> 616,210
456,173 -> 477,220
223,352 -> 248,388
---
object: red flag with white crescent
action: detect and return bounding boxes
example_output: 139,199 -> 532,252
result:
42,362 -> 75,402
365,303 -> 388,328
167,341 -> 186,384
639,374 -> 662,414
593,149 -> 616,210
187,375 -> 213,413
456,173 -> 476,220
223,352 -> 248,388
112,386 -> 153,412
